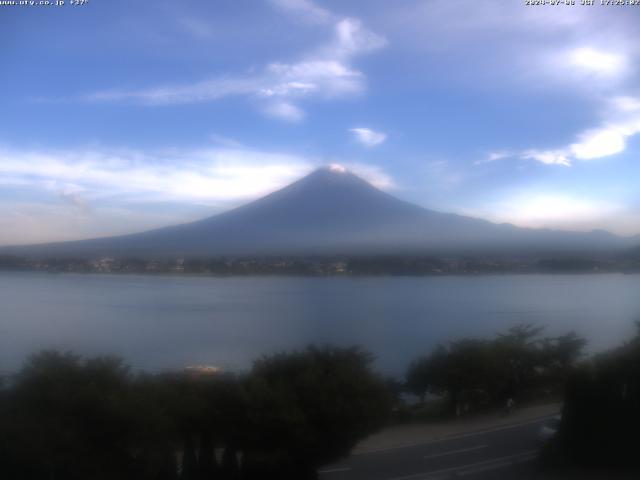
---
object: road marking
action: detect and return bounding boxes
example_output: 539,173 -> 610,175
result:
386,450 -> 538,480
318,466 -> 352,474
423,444 -> 487,459
457,451 -> 538,477
355,414 -> 557,455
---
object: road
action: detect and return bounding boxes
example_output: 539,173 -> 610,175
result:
318,417 -> 553,480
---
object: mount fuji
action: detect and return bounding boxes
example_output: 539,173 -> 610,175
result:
3,166 -> 636,258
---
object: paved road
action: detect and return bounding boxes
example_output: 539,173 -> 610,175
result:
318,417 -> 553,480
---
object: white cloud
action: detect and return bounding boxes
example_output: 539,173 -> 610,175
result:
491,96 -> 640,167
263,58 -> 365,99
538,46 -> 632,91
568,47 -> 628,78
330,18 -> 387,58
381,1 -> 639,170
350,127 -> 387,147
0,145 -> 396,244
474,151 -> 513,165
487,152 -> 510,162
0,146 -> 397,202
521,149 -> 571,167
569,128 -> 626,160
85,77 -> 260,105
84,7 -> 386,122
0,147 -> 317,205
569,98 -> 640,161
612,96 -> 640,112
263,101 -> 305,122
383,0 -> 636,95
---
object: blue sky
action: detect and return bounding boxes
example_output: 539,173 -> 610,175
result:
2,0 -> 640,245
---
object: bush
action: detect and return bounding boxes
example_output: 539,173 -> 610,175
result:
0,346 -> 392,480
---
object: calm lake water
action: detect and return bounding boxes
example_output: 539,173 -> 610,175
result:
1,272 -> 639,377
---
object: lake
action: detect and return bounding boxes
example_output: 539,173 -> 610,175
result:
1,272 -> 639,377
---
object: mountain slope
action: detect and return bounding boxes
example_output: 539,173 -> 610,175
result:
3,167 -> 636,258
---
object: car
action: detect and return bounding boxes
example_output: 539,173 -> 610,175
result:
538,414 -> 562,443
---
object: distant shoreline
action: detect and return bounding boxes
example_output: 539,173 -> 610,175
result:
2,253 -> 640,278
2,266 -> 640,279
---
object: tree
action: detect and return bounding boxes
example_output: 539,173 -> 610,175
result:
1,351 -> 139,480
0,346 -> 395,480
242,346 -> 391,479
405,325 -> 587,416
554,323 -> 640,469
406,345 -> 447,402
540,331 -> 588,392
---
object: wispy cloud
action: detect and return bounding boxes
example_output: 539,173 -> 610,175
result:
484,96 -> 640,167
0,147 -> 314,205
350,127 -> 387,147
0,146 -> 314,245
390,1 -> 640,171
386,1 -> 636,90
520,150 -> 571,167
262,101 -> 305,122
0,145 -> 396,205
487,152 -> 510,162
85,77 -> 260,105
269,0 -> 332,25
0,145 -> 396,244
475,151 -> 513,165
83,2 -> 386,122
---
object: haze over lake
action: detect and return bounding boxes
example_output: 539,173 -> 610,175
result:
2,272 -> 639,377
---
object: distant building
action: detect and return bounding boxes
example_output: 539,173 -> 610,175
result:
171,258 -> 185,273
91,257 -> 115,272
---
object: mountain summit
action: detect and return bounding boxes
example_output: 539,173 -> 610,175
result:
3,166 -> 636,258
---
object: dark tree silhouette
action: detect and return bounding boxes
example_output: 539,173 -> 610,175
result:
555,323 -> 640,470
1,351 -> 138,480
406,325 -> 587,415
242,346 -> 392,479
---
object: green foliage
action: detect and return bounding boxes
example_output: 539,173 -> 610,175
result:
405,325 -> 587,415
0,346 -> 390,480
1,351 -> 138,480
556,322 -> 640,469
243,346 -> 391,478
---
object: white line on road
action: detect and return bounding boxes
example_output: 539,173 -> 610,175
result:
386,450 -> 538,480
318,466 -> 352,474
457,452 -> 538,477
423,444 -> 488,460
